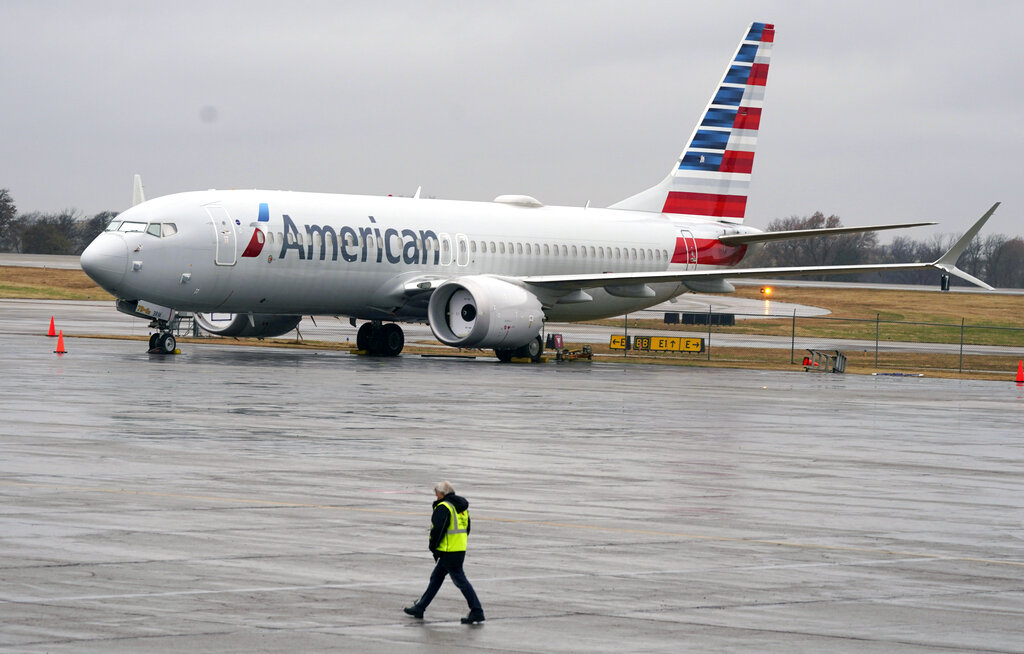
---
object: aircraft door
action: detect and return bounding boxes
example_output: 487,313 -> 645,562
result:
678,229 -> 697,270
455,233 -> 469,266
206,205 -> 237,266
439,233 -> 453,266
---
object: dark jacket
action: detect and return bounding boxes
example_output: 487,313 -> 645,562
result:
428,492 -> 471,554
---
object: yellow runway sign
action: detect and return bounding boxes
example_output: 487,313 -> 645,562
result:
610,335 -> 705,352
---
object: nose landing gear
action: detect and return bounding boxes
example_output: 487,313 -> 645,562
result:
114,300 -> 181,355
147,329 -> 178,354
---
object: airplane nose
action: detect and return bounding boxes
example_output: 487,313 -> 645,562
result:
80,234 -> 128,293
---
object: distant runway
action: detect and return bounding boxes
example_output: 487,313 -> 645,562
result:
1,302 -> 1022,653
0,253 -> 82,269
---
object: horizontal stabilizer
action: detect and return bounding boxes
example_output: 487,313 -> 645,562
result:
718,221 -> 936,246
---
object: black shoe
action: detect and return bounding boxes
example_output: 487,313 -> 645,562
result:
403,606 -> 424,619
461,610 -> 485,624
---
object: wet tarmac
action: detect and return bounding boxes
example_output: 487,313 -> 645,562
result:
2,302 -> 1024,653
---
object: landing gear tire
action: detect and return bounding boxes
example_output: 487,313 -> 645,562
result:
357,321 -> 405,357
378,323 -> 404,357
148,333 -> 160,350
356,322 -> 373,351
158,333 -> 176,354
496,336 -> 544,363
517,336 -> 544,363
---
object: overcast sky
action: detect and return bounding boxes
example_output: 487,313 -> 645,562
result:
2,1 -> 1021,239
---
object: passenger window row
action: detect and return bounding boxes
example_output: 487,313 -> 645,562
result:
265,231 -> 669,262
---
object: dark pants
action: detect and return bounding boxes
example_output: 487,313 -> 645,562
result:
415,551 -> 482,612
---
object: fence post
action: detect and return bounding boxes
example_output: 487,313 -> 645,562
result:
707,304 -> 712,361
959,317 -> 965,373
623,313 -> 628,358
875,313 -> 880,369
790,309 -> 796,364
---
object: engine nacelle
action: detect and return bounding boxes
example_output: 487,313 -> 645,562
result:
427,276 -> 543,349
193,312 -> 303,338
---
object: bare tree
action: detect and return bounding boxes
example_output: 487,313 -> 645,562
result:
739,212 -> 878,279
739,214 -> 1024,287
0,189 -> 18,252
76,211 -> 117,253
19,212 -> 74,254
987,237 -> 1024,288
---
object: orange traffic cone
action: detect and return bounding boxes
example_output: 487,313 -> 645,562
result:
1016,359 -> 1023,384
54,330 -> 67,354
47,316 -> 56,337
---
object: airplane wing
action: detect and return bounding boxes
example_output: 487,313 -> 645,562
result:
717,221 -> 936,246
520,203 -> 999,292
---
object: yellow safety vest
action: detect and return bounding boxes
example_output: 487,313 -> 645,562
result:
435,501 -> 469,552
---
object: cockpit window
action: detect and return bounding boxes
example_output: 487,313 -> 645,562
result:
100,220 -> 178,238
118,221 -> 147,233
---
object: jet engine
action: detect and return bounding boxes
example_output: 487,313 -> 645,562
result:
427,276 -> 543,349
193,312 -> 303,338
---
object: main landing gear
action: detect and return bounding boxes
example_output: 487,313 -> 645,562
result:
356,321 -> 405,357
494,335 -> 544,363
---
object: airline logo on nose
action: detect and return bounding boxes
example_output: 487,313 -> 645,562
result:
241,203 -> 270,258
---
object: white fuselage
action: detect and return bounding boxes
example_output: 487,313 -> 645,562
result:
82,189 -> 757,323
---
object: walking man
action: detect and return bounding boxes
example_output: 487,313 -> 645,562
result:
404,481 -> 485,624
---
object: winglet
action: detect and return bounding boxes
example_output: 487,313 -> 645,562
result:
931,202 -> 1000,290
132,174 -> 146,207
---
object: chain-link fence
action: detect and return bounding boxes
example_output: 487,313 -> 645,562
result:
188,310 -> 1023,376
545,311 -> 1024,376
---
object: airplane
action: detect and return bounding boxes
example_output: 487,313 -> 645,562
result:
80,21 -> 999,360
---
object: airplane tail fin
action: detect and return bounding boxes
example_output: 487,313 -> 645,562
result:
611,21 -> 774,223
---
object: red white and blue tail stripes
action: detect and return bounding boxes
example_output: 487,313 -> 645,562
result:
611,22 -> 773,222
664,21 -> 772,220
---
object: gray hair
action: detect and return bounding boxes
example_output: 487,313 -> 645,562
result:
434,481 -> 455,495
